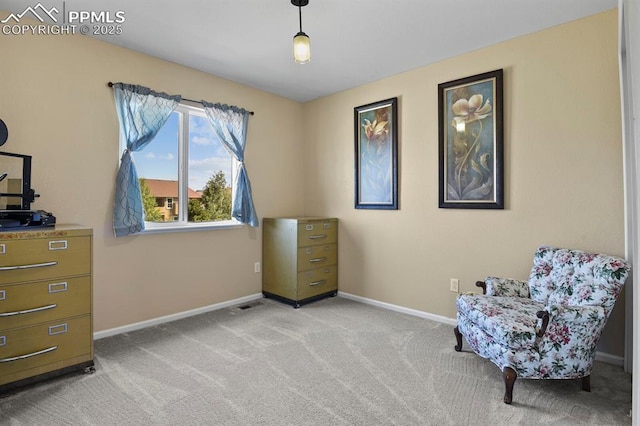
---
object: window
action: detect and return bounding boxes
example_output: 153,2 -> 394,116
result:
132,103 -> 239,232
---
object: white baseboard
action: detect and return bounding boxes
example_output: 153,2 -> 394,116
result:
595,352 -> 624,366
338,291 -> 624,367
93,293 -> 264,340
338,291 -> 458,326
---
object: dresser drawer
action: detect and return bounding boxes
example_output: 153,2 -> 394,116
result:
297,244 -> 336,271
0,276 -> 91,330
0,236 -> 91,283
0,315 -> 92,381
297,265 -> 337,299
297,221 -> 337,247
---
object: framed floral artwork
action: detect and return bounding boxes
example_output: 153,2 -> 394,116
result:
354,97 -> 398,210
438,69 -> 504,209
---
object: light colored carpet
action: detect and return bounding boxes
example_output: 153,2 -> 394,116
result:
0,297 -> 632,425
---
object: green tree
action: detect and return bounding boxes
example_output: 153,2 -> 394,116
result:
139,178 -> 162,222
198,170 -> 232,221
188,198 -> 212,222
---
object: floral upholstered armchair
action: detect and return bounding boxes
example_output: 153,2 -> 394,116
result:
454,245 -> 630,404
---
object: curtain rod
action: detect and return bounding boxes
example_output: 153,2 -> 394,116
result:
107,82 -> 254,115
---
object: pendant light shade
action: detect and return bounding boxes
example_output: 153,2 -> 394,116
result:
293,32 -> 311,64
292,0 -> 310,64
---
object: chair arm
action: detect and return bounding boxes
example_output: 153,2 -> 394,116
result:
533,305 -> 608,378
546,305 -> 605,324
535,305 -> 605,338
478,277 -> 530,297
535,311 -> 550,338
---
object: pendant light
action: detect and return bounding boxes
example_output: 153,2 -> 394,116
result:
291,0 -> 310,64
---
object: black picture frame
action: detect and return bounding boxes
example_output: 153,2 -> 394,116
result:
354,97 -> 398,210
438,69 -> 504,209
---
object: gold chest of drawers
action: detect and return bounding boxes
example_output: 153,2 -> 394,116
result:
0,225 -> 94,392
262,217 -> 338,308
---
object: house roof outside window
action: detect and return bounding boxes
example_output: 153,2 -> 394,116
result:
143,179 -> 202,199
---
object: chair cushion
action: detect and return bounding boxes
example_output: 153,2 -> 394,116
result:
456,294 -> 544,350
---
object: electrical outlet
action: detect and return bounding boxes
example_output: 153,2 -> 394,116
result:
254,262 -> 261,273
450,278 -> 459,293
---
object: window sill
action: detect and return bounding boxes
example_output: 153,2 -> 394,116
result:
139,220 -> 244,235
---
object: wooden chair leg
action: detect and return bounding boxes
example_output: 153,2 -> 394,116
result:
581,375 -> 591,392
503,367 -> 517,404
454,326 -> 463,352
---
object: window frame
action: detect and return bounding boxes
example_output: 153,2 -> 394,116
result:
129,101 -> 242,234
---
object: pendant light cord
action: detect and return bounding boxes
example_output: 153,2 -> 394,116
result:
298,5 -> 303,33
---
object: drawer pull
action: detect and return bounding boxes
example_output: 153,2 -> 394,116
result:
0,303 -> 57,317
0,290 -> 4,301
0,261 -> 58,271
0,336 -> 5,347
49,323 -> 68,336
309,280 -> 327,287
49,282 -> 68,293
0,346 -> 58,363
309,235 -> 327,240
309,257 -> 327,263
0,244 -> 4,254
48,240 -> 68,251
305,224 -> 314,231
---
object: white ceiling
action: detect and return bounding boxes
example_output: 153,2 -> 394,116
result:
1,0 -> 618,102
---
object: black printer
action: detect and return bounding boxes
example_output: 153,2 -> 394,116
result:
0,209 -> 56,230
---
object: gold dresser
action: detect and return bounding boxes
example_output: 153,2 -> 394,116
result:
262,217 -> 337,308
0,225 -> 93,392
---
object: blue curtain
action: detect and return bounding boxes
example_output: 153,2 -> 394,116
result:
202,102 -> 259,227
112,83 -> 181,237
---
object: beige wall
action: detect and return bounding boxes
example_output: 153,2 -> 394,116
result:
303,10 -> 626,355
0,15 -> 305,331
